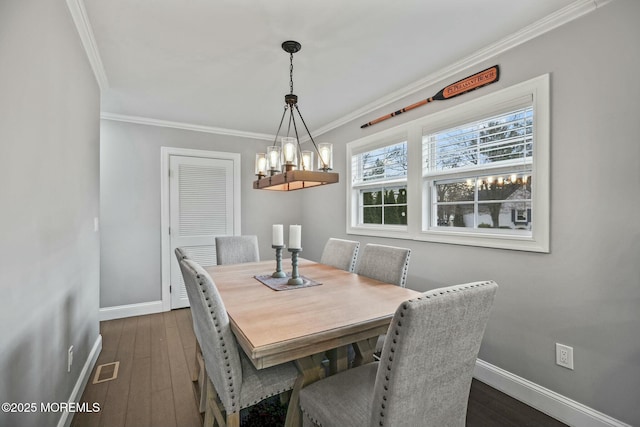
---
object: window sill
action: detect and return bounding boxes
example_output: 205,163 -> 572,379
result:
347,224 -> 409,240
417,228 -> 548,253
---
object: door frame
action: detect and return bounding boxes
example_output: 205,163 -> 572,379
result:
160,147 -> 241,312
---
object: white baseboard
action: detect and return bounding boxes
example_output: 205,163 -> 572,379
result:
57,334 -> 103,427
99,300 -> 164,321
474,358 -> 631,427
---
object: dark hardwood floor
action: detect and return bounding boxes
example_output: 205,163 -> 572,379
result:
72,309 -> 567,427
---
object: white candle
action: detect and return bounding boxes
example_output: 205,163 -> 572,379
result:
272,224 -> 284,246
289,225 -> 301,249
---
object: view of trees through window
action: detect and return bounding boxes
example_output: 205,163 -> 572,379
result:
426,107 -> 533,230
362,187 -> 407,225
360,142 -> 407,181
354,141 -> 408,226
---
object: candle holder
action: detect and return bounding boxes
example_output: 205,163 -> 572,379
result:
272,245 -> 286,278
287,248 -> 303,285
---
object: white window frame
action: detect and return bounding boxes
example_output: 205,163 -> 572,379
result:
347,74 -> 549,252
347,133 -> 410,239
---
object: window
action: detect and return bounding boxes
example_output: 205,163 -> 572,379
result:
347,74 -> 549,252
423,107 -> 533,233
348,138 -> 409,236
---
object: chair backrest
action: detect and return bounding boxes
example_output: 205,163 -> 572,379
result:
370,281 -> 498,427
174,247 -> 202,342
215,235 -> 260,265
174,246 -> 188,261
320,238 -> 360,272
355,243 -> 411,287
179,258 -> 244,413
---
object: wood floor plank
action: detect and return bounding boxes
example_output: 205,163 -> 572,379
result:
175,307 -> 197,349
125,356 -> 151,427
467,380 -> 567,427
151,387 -> 178,427
165,313 -> 202,427
98,316 -> 138,427
149,312 -> 173,393
174,308 -> 198,379
72,319 -> 126,427
134,314 -> 151,359
163,310 -> 178,329
149,312 -> 178,425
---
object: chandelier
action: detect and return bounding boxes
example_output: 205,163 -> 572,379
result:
253,41 -> 339,191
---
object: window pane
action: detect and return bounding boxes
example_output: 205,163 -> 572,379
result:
362,189 -> 383,206
436,204 -> 473,227
384,206 -> 407,225
477,173 -> 531,201
423,106 -> 533,175
436,181 -> 475,202
363,206 -> 382,224
360,186 -> 407,226
478,202 -> 531,230
433,172 -> 531,231
353,141 -> 407,184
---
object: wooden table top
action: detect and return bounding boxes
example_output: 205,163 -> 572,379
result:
206,258 -> 421,369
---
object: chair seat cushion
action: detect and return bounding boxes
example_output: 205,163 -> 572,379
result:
299,362 -> 378,427
239,351 -> 298,410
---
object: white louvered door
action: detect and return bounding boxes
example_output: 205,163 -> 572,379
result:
169,155 -> 235,309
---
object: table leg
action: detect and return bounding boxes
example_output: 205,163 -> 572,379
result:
284,353 -> 325,427
326,345 -> 349,375
352,337 -> 378,367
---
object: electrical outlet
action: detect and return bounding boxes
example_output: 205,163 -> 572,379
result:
556,343 -> 574,370
68,346 -> 74,372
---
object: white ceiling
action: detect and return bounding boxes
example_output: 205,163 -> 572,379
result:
83,0 -> 579,137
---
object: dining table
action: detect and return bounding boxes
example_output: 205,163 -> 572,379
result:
205,257 -> 421,427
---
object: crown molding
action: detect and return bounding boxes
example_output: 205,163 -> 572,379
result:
100,113 -> 274,141
313,0 -> 615,137
66,0 -> 109,91
95,0 -> 613,141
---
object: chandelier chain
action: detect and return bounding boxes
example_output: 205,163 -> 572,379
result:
289,52 -> 294,94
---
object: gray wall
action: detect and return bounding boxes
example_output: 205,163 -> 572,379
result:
0,1 -> 101,427
301,1 -> 640,425
100,121 -> 303,307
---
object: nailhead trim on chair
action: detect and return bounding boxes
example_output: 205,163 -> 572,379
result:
400,250 -> 411,288
349,244 -> 360,273
196,273 -> 239,412
196,271 -> 295,415
374,280 -> 494,426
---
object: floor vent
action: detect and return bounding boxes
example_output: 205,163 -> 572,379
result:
92,361 -> 120,384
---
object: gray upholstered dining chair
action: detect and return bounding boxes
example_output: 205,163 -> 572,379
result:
355,243 -> 412,354
355,243 -> 411,287
320,238 -> 360,272
215,235 -> 260,265
299,281 -> 498,427
179,257 -> 299,427
174,247 -> 208,413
